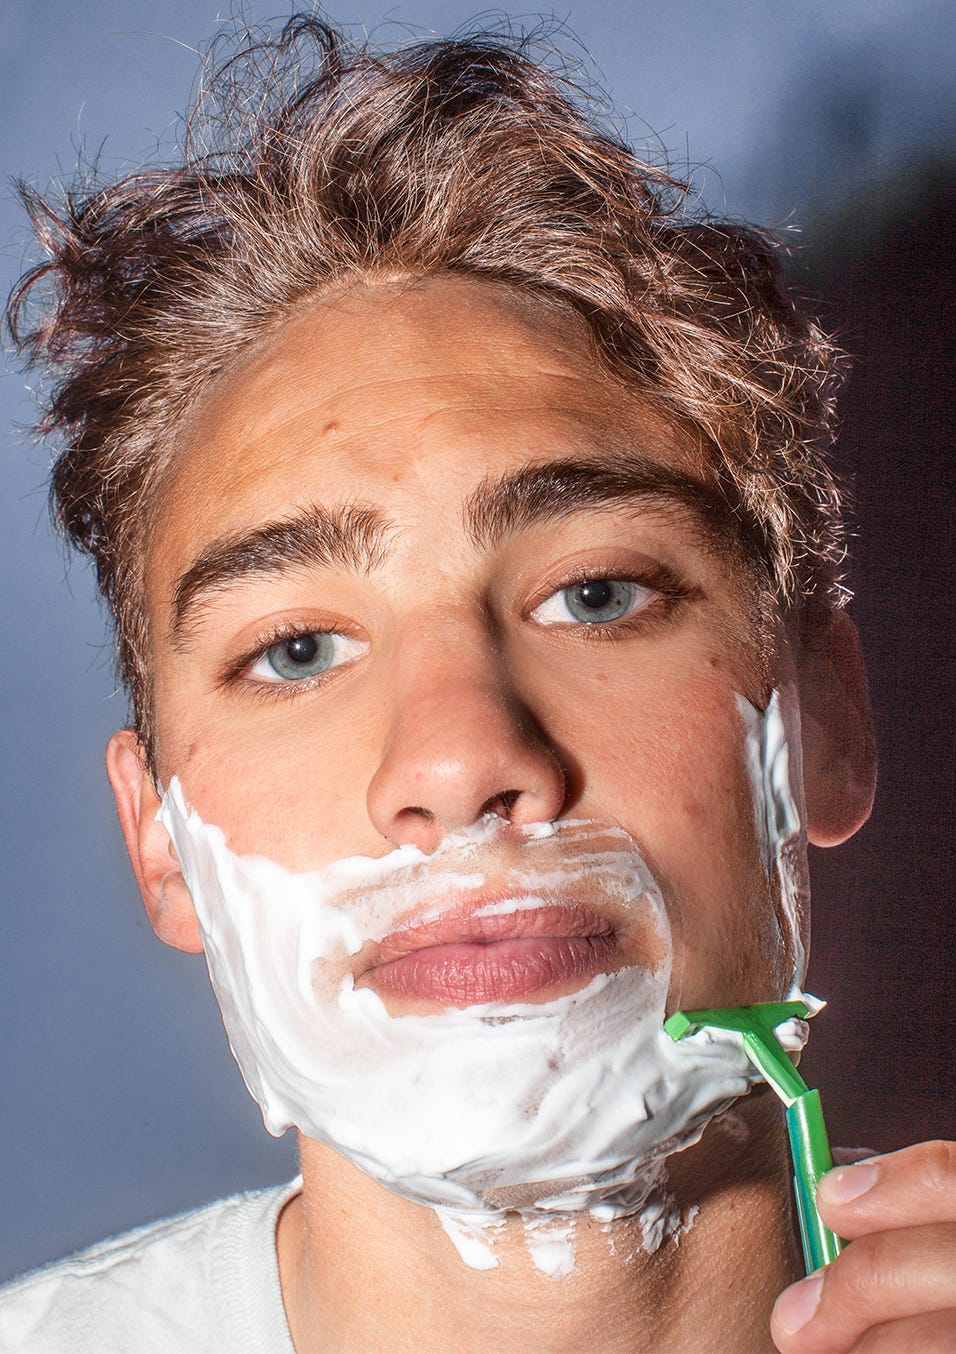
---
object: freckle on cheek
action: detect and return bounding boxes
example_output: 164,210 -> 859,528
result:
678,790 -> 709,826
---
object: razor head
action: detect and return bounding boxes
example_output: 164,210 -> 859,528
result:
664,1000 -> 810,1042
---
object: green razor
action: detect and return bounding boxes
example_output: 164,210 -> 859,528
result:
664,1000 -> 843,1274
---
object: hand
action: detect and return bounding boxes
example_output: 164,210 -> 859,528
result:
770,1141 -> 956,1352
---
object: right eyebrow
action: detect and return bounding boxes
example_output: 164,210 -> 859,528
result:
169,503 -> 391,646
464,452 -> 739,551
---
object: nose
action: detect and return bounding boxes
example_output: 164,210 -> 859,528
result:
366,635 -> 567,851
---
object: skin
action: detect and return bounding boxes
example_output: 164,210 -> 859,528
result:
104,276 -> 954,1352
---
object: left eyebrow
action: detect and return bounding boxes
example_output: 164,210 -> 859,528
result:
169,502 -> 391,645
464,453 -> 751,554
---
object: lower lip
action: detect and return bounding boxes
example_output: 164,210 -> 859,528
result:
365,935 -> 617,1006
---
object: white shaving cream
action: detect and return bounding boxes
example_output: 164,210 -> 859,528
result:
737,688 -> 809,979
158,688 -> 813,1275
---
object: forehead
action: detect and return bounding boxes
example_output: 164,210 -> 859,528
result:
148,276 -> 732,602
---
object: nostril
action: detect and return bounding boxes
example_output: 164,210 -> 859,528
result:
479,789 -> 521,819
389,806 -> 442,853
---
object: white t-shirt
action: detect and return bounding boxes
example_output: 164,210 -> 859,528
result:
0,1180 -> 301,1353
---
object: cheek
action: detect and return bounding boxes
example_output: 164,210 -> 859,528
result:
582,676 -> 759,877
558,663 -> 785,1003
154,692 -> 384,867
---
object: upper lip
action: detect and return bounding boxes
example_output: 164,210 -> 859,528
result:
363,896 -> 617,971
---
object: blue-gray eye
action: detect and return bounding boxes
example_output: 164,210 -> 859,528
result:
248,631 -> 367,684
531,578 -> 653,626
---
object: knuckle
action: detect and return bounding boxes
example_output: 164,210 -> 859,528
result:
916,1140 -> 956,1192
849,1329 -> 888,1354
851,1315 -> 956,1354
828,1236 -> 890,1306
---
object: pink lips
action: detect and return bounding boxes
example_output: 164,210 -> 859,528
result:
360,903 -> 619,1006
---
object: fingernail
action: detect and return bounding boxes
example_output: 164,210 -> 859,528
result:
774,1273 -> 824,1335
818,1160 -> 879,1204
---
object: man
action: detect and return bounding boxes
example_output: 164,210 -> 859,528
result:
2,16 -> 953,1353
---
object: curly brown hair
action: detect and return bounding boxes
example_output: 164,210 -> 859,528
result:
6,16 -> 847,754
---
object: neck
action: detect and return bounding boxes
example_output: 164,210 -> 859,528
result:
276,1092 -> 802,1353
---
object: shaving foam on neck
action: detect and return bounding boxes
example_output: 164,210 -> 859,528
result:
157,687 -> 812,1275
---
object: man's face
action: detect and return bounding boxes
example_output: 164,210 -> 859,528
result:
140,275 -> 796,1014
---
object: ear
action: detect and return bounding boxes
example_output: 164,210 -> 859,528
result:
105,730 -> 203,953
797,610 -> 877,847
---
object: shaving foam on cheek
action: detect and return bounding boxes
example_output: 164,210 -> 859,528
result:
737,686 -> 809,989
156,687 -> 813,1277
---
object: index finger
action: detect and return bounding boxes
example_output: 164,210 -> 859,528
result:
816,1140 -> 956,1239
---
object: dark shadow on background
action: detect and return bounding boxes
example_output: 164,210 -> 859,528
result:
797,159 -> 956,1148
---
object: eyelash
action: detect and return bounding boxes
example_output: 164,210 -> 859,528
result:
219,620 -> 362,700
526,562 -> 690,636
222,564 -> 691,698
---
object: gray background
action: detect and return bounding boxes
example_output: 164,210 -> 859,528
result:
2,1 -> 954,1281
